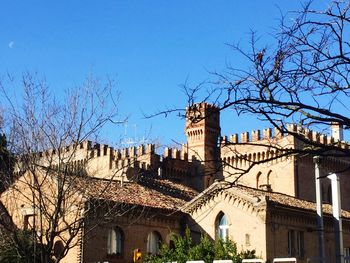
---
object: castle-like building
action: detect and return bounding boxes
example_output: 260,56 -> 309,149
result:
1,102 -> 350,263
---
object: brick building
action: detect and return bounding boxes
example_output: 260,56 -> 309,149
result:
1,102 -> 350,263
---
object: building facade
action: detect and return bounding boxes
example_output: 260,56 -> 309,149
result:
1,102 -> 350,263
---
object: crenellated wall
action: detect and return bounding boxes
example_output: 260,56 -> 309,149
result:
15,102 -> 350,209
107,144 -> 158,181
161,145 -> 204,189
27,141 -> 161,182
221,123 -> 348,146
220,129 -> 296,196
219,123 -> 350,208
28,141 -> 202,187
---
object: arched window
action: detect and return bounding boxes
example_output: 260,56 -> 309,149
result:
107,227 -> 124,255
256,172 -> 262,189
147,231 -> 162,255
267,170 -> 272,186
53,240 -> 64,258
215,212 -> 229,240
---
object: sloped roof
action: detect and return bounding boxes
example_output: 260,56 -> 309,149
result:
72,175 -> 198,211
182,181 -> 350,219
237,184 -> 350,218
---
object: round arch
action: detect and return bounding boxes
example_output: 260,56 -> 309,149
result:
107,226 -> 124,255
147,231 -> 162,255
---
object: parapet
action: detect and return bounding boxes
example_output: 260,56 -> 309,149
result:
163,146 -> 188,161
187,102 -> 218,111
37,141 -> 158,167
39,140 -> 91,158
115,144 -> 155,160
221,123 -> 348,148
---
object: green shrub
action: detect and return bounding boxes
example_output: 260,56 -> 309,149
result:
146,228 -> 256,263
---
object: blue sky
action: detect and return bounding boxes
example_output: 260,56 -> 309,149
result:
0,1 -> 327,147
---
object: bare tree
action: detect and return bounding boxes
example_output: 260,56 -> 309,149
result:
173,1 -> 350,180
0,72 -> 123,262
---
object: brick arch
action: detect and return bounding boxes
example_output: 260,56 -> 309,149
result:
147,231 -> 162,255
267,170 -> 272,185
256,171 -> 262,189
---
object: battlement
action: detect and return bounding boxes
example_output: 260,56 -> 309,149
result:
221,124 -> 349,149
32,141 -> 158,171
185,102 -> 220,127
36,140 -> 89,158
186,102 -> 218,112
223,127 -> 283,144
163,146 -> 188,161
114,144 -> 155,159
38,141 -> 156,158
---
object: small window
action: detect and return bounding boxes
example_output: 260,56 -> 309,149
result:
23,215 -> 35,230
147,231 -> 162,255
245,234 -> 251,246
107,227 -> 124,255
256,172 -> 262,189
216,212 -> 229,240
21,206 -> 36,230
53,240 -> 64,258
344,247 -> 350,263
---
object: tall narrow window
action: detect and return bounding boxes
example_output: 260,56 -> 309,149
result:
297,231 -> 304,258
107,227 -> 124,255
266,170 -> 271,186
344,247 -> 350,263
256,172 -> 262,189
216,212 -> 229,240
288,230 -> 295,256
245,234 -> 251,246
327,184 -> 332,204
288,230 -> 304,258
147,231 -> 162,255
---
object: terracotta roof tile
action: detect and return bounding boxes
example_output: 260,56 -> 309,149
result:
182,181 -> 350,218
235,184 -> 350,218
72,176 -> 198,211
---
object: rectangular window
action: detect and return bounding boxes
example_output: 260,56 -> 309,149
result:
245,233 -> 251,246
297,231 -> 304,258
288,230 -> 295,256
21,206 -> 36,230
288,230 -> 304,258
23,214 -> 35,230
344,247 -> 350,263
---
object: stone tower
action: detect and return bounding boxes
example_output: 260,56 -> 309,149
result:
185,102 -> 221,190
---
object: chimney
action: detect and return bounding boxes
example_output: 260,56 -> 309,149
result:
331,122 -> 344,141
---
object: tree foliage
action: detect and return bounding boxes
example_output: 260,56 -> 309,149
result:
146,229 -> 256,263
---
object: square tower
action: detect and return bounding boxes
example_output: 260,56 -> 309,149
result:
185,102 -> 221,189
